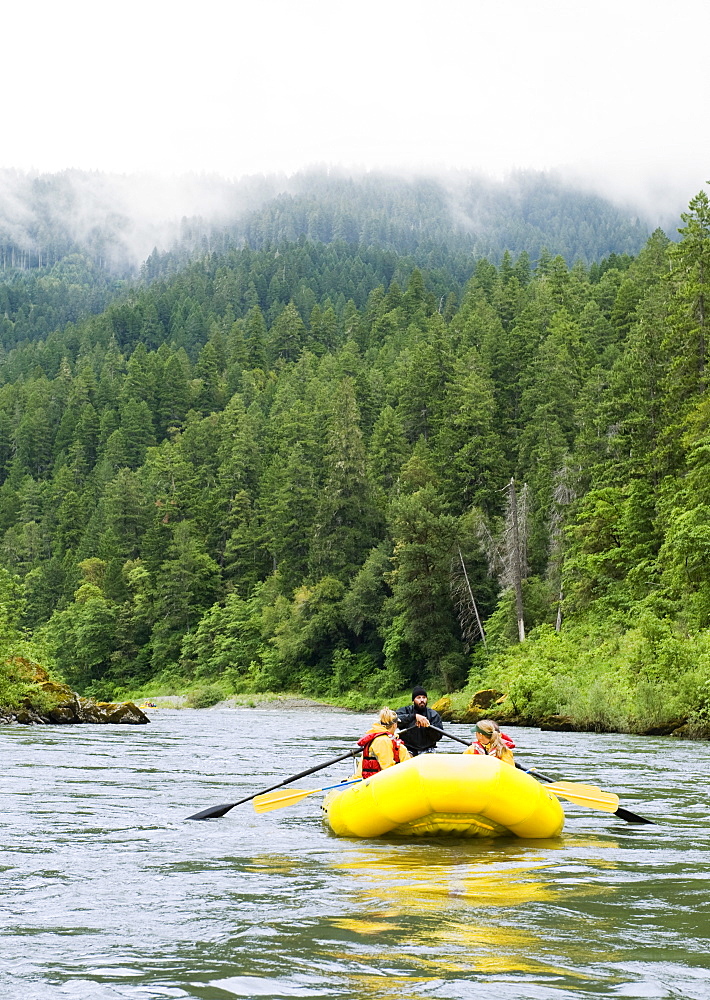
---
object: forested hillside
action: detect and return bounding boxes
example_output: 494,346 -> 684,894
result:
231,170 -> 650,265
1,181 -> 709,735
2,168 -> 652,279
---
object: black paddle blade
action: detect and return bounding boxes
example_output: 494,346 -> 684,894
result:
516,763 -> 655,825
615,806 -> 655,825
186,803 -> 237,821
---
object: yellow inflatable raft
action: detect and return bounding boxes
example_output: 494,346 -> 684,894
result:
322,752 -> 564,839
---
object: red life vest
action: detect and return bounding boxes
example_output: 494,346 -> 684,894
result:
357,731 -> 406,777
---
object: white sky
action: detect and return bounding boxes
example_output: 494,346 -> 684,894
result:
5,0 -> 709,209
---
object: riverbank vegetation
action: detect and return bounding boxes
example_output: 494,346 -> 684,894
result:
1,174 -> 709,735
0,567 -> 55,713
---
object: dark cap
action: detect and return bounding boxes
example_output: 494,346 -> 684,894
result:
412,686 -> 427,700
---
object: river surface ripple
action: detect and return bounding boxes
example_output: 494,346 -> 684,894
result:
2,708 -> 709,1000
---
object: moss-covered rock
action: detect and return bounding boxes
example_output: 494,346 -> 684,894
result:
432,689 -> 508,724
670,720 -> 710,739
538,714 -> 577,732
638,718 -> 688,737
1,658 -> 149,725
430,696 -> 452,720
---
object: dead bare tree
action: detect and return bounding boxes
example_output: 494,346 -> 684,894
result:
507,478 -> 527,642
476,478 -> 530,643
450,546 -> 486,649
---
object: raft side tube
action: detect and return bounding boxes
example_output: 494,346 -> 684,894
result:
324,753 -> 564,839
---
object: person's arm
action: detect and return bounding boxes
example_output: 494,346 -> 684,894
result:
429,710 -> 444,739
397,743 -> 412,762
396,706 -> 414,728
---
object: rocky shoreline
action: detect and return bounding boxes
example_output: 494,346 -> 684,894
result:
134,690 -> 709,739
431,690 -> 709,740
1,694 -> 150,726
1,659 -> 149,726
6,667 -> 706,738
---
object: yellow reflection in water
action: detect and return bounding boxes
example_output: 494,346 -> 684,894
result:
471,955 -> 593,978
333,847 -> 559,909
345,973 -> 433,1000
332,918 -> 395,935
418,869 -> 557,906
562,836 -> 620,850
324,842 -> 616,989
245,853 -> 302,874
328,945 -> 471,975
421,922 -> 542,951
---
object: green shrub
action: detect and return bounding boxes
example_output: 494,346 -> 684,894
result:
185,684 -> 225,709
556,674 -> 632,732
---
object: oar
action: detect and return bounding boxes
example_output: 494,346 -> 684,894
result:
426,725 -> 471,749
187,726 -> 417,821
428,726 -> 654,825
185,747 -> 363,821
253,778 -> 362,814
519,765 -> 654,825
536,780 -> 619,811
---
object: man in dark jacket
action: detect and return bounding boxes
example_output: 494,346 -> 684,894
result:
396,686 -> 443,756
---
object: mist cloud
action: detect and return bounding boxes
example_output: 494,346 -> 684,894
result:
0,165 -> 697,275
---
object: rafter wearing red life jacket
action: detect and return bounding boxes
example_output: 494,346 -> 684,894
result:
467,731 -> 515,753
357,728 -> 409,777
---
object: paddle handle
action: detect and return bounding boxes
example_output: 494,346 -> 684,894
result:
186,746 -> 363,820
516,762 -> 555,782
428,725 -> 470,747
318,778 -> 362,793
233,747 -> 363,804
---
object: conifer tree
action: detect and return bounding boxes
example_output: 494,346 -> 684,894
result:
150,520 -> 221,670
436,348 -> 499,511
309,378 -> 379,581
120,399 -> 156,469
267,301 -> 307,364
386,469 -> 463,687
661,186 -> 710,462
194,341 -> 223,415
260,443 -> 316,592
156,353 -> 191,435
244,306 -> 268,369
367,405 -> 410,497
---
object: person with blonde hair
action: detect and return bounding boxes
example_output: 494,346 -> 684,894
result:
355,707 -> 412,778
464,719 -> 515,766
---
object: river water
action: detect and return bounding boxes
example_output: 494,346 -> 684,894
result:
2,708 -> 709,1000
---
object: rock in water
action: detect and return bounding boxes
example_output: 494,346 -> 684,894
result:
2,658 -> 150,725
48,695 -> 150,725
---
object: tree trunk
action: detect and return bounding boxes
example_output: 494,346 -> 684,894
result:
457,546 -> 486,646
509,477 -> 526,642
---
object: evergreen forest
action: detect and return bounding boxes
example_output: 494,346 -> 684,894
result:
2,171 -> 710,737
1,167 -> 651,277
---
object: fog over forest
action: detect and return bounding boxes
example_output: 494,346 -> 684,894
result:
1,148 -> 710,741
0,166 -> 688,275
